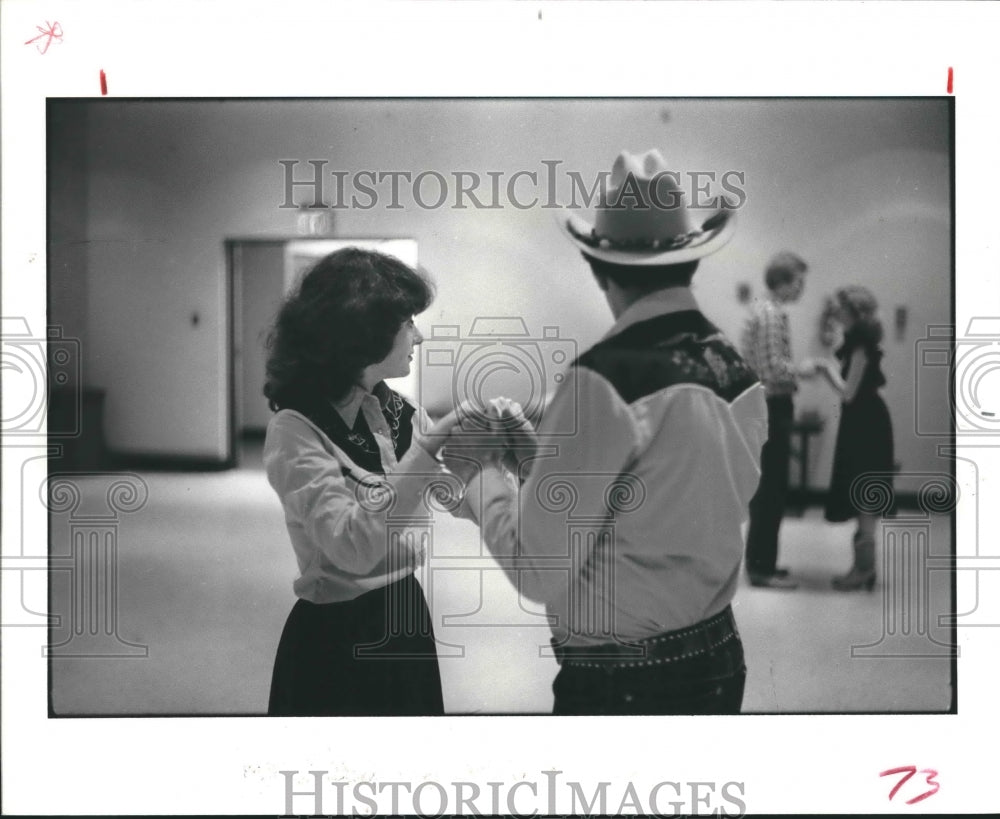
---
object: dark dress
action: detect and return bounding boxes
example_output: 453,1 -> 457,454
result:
267,382 -> 445,716
825,326 -> 895,522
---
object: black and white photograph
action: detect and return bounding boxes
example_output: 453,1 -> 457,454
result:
3,1 -> 999,816
43,96 -> 955,718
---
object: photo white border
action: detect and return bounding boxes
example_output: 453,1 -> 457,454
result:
3,0 -> 998,814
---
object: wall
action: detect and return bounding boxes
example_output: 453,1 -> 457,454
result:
62,99 -> 951,481
790,149 -> 951,488
48,101 -> 89,378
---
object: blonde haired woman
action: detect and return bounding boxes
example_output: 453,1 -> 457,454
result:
817,286 -> 894,591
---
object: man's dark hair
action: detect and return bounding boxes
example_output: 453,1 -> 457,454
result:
764,251 -> 808,291
583,253 -> 700,292
263,247 -> 433,409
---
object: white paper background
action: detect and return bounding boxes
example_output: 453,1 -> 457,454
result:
2,0 -> 998,814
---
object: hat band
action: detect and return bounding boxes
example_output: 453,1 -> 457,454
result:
568,209 -> 731,252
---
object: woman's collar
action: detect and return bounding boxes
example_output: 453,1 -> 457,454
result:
331,385 -> 369,428
331,381 -> 393,428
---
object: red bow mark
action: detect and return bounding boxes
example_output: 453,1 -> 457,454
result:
25,21 -> 63,54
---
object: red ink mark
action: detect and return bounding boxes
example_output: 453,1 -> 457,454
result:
100,70 -> 108,96
880,766 -> 941,805
24,21 -> 63,54
947,67 -> 953,94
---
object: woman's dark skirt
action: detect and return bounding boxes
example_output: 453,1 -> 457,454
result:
268,574 -> 444,716
825,393 -> 895,523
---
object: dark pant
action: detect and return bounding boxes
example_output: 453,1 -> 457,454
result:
745,394 -> 794,576
551,608 -> 746,715
268,574 -> 444,716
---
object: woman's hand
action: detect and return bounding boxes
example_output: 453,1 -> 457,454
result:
415,400 -> 499,483
814,356 -> 854,398
427,397 -> 540,483
797,358 -> 821,378
438,400 -> 507,481
417,400 -> 477,457
486,398 -> 540,477
425,401 -> 475,439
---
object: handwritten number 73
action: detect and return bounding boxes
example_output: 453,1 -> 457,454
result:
879,766 -> 940,805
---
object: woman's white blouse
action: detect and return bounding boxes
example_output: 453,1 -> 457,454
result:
263,405 -> 447,603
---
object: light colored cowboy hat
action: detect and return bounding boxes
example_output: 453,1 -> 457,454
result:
558,148 -> 738,266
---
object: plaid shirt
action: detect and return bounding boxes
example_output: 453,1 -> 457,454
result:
741,296 -> 797,396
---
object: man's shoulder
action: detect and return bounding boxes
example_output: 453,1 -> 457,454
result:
573,312 -> 759,405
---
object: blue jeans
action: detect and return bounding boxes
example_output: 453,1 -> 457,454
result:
551,610 -> 746,715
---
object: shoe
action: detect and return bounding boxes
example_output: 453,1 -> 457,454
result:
832,535 -> 877,592
773,566 -> 791,578
832,567 -> 876,592
748,572 -> 799,590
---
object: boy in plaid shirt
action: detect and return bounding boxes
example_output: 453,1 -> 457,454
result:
741,251 -> 816,589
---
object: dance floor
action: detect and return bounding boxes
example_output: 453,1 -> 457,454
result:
46,443 -> 954,715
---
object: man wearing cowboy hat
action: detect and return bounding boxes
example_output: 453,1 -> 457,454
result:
452,149 -> 767,715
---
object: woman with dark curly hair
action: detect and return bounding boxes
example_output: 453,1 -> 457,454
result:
262,247 -> 466,715
817,285 -> 894,592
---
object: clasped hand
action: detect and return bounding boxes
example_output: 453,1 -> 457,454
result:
431,397 -> 539,484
